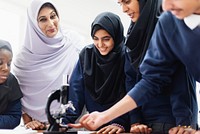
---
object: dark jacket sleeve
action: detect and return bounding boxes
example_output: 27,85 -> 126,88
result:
124,52 -> 142,124
0,99 -> 22,129
62,60 -> 85,124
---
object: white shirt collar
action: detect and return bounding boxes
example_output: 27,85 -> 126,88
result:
184,14 -> 200,30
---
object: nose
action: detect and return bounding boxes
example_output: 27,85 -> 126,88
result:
47,19 -> 54,27
97,40 -> 103,48
162,0 -> 173,11
121,4 -> 128,13
1,64 -> 9,71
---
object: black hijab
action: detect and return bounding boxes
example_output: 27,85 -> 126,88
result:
125,0 -> 162,70
80,12 -> 126,105
0,40 -> 23,114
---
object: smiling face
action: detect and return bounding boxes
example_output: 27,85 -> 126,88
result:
162,0 -> 200,19
118,0 -> 140,22
93,29 -> 114,56
0,49 -> 12,84
37,6 -> 59,38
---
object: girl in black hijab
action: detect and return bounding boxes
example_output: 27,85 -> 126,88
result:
67,12 -> 130,133
0,39 -> 23,129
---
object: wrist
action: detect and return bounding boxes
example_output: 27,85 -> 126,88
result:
102,110 -> 113,125
22,113 -> 32,124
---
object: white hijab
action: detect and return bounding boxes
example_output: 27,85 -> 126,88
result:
13,0 -> 84,122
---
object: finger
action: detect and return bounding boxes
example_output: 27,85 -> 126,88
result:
108,128 -> 118,134
97,127 -> 108,133
169,127 -> 179,134
137,125 -> 146,133
26,123 -> 35,130
99,128 -> 111,134
67,123 -> 83,128
79,114 -> 94,130
183,130 -> 190,134
116,128 -> 123,133
130,126 -> 140,133
84,119 -> 96,130
39,124 -> 46,130
79,114 -> 90,123
32,121 -> 42,128
143,128 -> 149,134
142,125 -> 149,134
177,127 -> 185,134
148,128 -> 152,134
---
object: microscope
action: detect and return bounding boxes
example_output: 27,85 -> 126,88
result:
43,75 -> 77,134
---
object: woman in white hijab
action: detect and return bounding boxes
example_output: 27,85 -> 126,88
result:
13,0 -> 84,130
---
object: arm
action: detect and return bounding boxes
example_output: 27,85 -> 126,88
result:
62,60 -> 86,124
0,99 -> 22,129
69,13 -> 180,130
68,95 -> 137,130
124,52 -> 142,125
124,53 -> 150,133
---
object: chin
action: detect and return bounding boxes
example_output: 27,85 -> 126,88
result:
131,18 -> 137,23
171,13 -> 183,19
171,11 -> 187,20
100,52 -> 108,56
47,34 -> 56,38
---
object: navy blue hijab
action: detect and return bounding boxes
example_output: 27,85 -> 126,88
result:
80,12 -> 126,105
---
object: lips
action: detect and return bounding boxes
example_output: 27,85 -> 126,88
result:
128,12 -> 135,19
0,75 -> 7,80
171,9 -> 182,14
48,28 -> 55,33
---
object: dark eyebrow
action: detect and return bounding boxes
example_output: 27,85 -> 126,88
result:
102,36 -> 111,39
93,35 -> 111,39
118,0 -> 124,4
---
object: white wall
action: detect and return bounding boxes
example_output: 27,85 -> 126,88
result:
0,1 -> 27,58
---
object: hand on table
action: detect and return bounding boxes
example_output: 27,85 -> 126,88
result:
23,113 -> 47,130
96,124 -> 125,134
68,111 -> 105,131
25,120 -> 47,130
130,123 -> 152,134
169,126 -> 198,134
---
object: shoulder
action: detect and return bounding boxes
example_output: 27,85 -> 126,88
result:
158,11 -> 176,28
6,73 -> 23,101
80,44 -> 94,56
155,11 -> 182,38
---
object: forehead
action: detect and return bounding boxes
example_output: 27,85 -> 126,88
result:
38,7 -> 55,16
0,49 -> 12,58
94,29 -> 110,36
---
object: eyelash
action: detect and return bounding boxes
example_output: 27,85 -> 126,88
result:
93,38 -> 111,42
39,14 -> 57,22
0,61 -> 11,67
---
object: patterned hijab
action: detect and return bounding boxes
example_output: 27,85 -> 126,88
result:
13,0 -> 83,122
125,0 -> 162,70
80,12 -> 126,105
